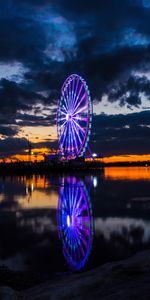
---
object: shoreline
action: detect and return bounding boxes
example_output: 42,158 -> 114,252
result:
0,161 -> 149,176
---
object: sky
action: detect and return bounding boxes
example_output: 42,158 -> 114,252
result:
0,0 -> 150,161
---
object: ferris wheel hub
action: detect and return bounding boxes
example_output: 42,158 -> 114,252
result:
66,113 -> 72,121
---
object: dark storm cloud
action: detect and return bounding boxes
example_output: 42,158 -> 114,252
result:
0,137 -> 57,157
0,137 -> 28,155
93,110 -> 150,128
0,79 -> 46,117
33,140 -> 57,150
108,75 -> 150,108
0,126 -> 19,137
1,0 -> 150,96
16,112 -> 56,127
0,1 -> 47,64
92,111 -> 150,155
0,0 -> 150,101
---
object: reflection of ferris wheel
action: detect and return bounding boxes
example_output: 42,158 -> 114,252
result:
57,74 -> 92,160
57,177 -> 93,271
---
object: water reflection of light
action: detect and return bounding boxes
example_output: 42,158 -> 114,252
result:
31,183 -> 34,192
94,217 -> 150,243
57,176 -> 94,271
17,190 -> 58,209
104,167 -> 150,181
93,176 -> 98,188
67,215 -> 71,227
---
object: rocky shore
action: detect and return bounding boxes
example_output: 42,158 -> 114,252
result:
1,250 -> 150,299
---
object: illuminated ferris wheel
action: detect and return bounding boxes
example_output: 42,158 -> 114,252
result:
57,74 -> 92,160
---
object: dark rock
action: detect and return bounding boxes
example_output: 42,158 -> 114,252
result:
2,250 -> 150,299
0,286 -> 19,300
23,250 -> 150,300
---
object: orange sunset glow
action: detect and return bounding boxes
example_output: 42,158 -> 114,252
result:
103,154 -> 150,164
1,152 -> 150,164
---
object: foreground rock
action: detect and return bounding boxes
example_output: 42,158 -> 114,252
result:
0,286 -> 18,300
1,250 -> 150,299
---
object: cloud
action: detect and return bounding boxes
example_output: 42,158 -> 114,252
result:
0,79 -> 45,117
16,111 -> 56,127
91,111 -> 150,155
0,137 -> 27,155
107,75 -> 150,108
0,126 -> 19,137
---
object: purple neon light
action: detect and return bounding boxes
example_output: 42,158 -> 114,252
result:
57,176 -> 93,271
57,74 -> 92,159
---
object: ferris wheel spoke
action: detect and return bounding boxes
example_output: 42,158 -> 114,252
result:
63,94 -> 69,110
78,232 -> 88,249
62,100 -> 68,112
69,122 -> 73,153
69,185 -> 74,210
75,225 -> 86,241
73,123 -> 85,145
81,226 -> 90,236
69,124 -> 75,154
62,122 -> 69,148
73,120 -> 87,140
70,125 -> 74,153
74,193 -> 83,216
73,119 -> 86,135
64,188 -> 69,206
72,121 -> 83,147
73,116 -> 88,122
59,121 -> 67,141
71,186 -> 76,210
76,235 -> 85,257
72,77 -> 75,100
69,81 -> 74,108
71,186 -> 79,215
72,83 -> 84,112
62,92 -> 69,113
70,122 -> 79,154
73,188 -> 80,215
60,106 -> 68,116
77,204 -> 88,216
79,217 -> 89,227
59,124 -> 68,151
66,122 -> 71,153
74,77 -> 79,100
72,105 -> 87,116
73,92 -> 87,115
68,188 -> 72,215
76,226 -> 88,247
67,122 -> 71,153
66,84 -> 72,110
59,117 -> 67,123
71,78 -> 79,111
59,121 -> 67,134
73,228 -> 80,246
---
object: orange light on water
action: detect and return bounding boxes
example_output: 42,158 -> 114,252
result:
104,167 -> 150,181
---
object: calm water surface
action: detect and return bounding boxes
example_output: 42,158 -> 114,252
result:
0,167 -> 150,277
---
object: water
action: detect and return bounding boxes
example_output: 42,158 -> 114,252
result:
0,167 -> 150,278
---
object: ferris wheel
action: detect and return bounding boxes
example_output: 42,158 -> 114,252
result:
57,74 -> 92,160
57,176 -> 93,271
